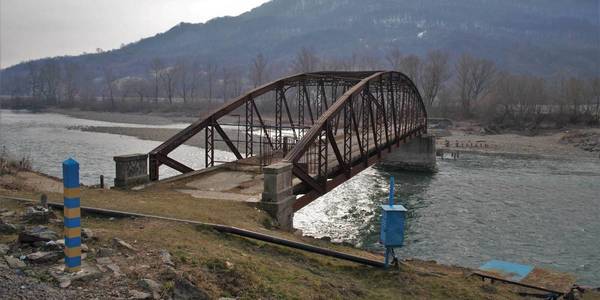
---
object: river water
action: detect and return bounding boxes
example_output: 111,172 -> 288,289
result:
296,152 -> 600,285
0,110 -> 234,185
1,110 -> 599,285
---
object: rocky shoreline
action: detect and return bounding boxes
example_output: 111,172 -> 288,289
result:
0,201 -> 216,299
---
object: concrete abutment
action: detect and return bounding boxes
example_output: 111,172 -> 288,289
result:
380,135 -> 437,172
260,162 -> 295,231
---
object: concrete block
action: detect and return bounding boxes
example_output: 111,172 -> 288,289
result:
259,195 -> 296,231
114,154 -> 149,189
381,135 -> 437,172
261,162 -> 295,231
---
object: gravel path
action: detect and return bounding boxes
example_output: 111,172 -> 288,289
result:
0,271 -> 80,300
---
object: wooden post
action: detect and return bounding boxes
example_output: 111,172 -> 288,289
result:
62,158 -> 81,273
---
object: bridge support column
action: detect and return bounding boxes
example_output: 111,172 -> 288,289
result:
114,154 -> 150,189
382,135 -> 437,172
261,162 -> 295,231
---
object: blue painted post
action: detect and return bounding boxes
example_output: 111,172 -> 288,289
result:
62,158 -> 81,273
385,176 -> 395,267
388,176 -> 395,206
380,176 -> 407,268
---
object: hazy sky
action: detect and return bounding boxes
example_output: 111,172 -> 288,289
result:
0,0 -> 270,69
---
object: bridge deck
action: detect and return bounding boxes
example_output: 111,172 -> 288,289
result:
149,125 -> 412,205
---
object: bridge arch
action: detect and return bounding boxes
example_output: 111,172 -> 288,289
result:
149,71 -> 427,210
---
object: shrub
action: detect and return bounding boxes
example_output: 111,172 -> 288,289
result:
0,147 -> 33,175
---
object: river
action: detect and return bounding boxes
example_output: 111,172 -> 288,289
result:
1,110 -> 599,285
0,110 -> 235,185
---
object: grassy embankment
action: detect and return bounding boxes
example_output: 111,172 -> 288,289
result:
0,165 -> 527,299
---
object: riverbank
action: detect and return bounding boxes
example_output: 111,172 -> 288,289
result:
0,171 -> 534,299
47,108 -> 198,125
80,122 -> 600,161
14,108 -> 600,160
434,125 -> 600,160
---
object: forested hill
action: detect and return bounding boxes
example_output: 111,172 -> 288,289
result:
1,0 -> 598,93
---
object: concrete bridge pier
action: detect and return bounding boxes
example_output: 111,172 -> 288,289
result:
381,135 -> 437,172
260,162 -> 295,231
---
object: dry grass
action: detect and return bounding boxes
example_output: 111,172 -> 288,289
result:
0,198 -> 525,299
0,147 -> 33,176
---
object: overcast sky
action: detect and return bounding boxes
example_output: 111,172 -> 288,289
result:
0,0 -> 269,69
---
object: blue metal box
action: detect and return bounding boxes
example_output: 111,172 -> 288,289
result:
380,204 -> 407,247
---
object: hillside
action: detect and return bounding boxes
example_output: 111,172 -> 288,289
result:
1,0 -> 598,93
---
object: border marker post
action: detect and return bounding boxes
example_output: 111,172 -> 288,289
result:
63,158 -> 81,273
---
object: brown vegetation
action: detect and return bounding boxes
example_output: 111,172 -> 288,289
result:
0,148 -> 33,176
2,48 -> 598,131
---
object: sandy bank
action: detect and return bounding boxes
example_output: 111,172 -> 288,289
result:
48,108 -> 198,125
79,125 -> 257,153
435,127 -> 600,160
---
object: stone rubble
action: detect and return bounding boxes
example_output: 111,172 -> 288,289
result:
18,226 -> 59,243
159,249 -> 175,267
130,289 -> 153,299
1,203 -> 223,300
96,246 -> 116,257
50,262 -> 103,289
81,228 -> 96,241
0,243 -> 9,255
1,210 -> 16,217
22,206 -> 55,224
4,255 -> 26,268
25,251 -> 62,264
138,278 -> 162,293
174,276 -> 211,300
0,219 -> 22,234
113,237 -> 137,251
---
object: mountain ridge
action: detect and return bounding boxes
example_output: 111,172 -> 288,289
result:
1,0 -> 598,93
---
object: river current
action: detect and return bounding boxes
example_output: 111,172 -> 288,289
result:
1,110 -> 599,285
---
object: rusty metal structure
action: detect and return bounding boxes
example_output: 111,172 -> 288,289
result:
149,71 -> 427,211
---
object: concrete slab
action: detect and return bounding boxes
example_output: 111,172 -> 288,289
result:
473,260 -> 576,295
176,189 -> 260,203
185,171 -> 255,192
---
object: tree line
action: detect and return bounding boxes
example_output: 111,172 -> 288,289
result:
2,47 -> 598,128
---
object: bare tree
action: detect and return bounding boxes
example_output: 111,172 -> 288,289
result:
189,61 -> 202,103
321,57 -> 347,71
385,47 -> 403,71
160,66 -> 176,104
62,62 -> 80,103
102,66 -> 116,109
175,58 -> 194,104
420,50 -> 451,108
399,55 -> 422,87
205,62 -> 218,103
250,53 -> 269,88
120,77 -> 148,103
359,53 -> 381,70
455,54 -> 496,117
26,62 -> 42,100
221,66 -> 231,101
292,47 -> 319,73
564,77 -> 584,120
591,77 -> 600,121
149,58 -> 163,103
39,60 -> 61,104
230,67 -> 243,98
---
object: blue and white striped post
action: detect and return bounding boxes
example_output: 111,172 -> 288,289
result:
62,158 -> 81,273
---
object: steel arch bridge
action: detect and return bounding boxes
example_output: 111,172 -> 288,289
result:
149,71 -> 427,211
